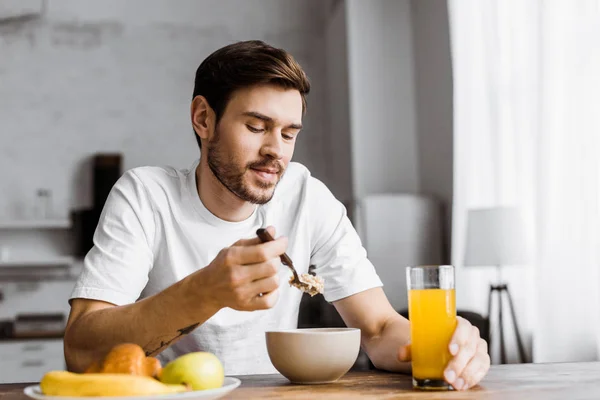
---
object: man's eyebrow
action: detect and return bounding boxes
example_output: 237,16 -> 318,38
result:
242,111 -> 302,130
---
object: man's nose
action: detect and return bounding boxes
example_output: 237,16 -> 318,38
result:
261,131 -> 284,160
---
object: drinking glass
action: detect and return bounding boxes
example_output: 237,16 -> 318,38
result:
406,265 -> 457,390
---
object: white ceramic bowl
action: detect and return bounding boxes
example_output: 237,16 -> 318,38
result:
265,328 -> 361,384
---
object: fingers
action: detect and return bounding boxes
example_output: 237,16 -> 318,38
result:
249,275 -> 280,295
244,259 -> 281,281
249,288 -> 280,310
397,344 -> 412,362
225,272 -> 280,311
225,237 -> 288,265
213,226 -> 287,311
448,316 -> 471,355
223,259 -> 279,292
228,231 -> 288,266
459,339 -> 490,390
444,318 -> 480,390
232,226 -> 276,246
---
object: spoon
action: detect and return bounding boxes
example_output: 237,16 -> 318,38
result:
255,228 -> 308,289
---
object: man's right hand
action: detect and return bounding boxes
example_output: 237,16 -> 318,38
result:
193,226 -> 287,312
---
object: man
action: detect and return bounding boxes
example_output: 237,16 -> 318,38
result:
64,40 -> 489,391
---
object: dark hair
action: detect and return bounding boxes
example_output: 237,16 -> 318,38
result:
192,40 -> 311,149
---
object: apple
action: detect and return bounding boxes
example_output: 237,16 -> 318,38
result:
159,352 -> 224,391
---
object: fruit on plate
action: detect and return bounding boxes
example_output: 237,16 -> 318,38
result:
160,352 -> 225,391
84,343 -> 162,378
40,370 -> 188,397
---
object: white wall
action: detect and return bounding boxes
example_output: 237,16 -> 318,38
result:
345,0 -> 420,199
321,0 -> 457,225
410,0 -> 454,260
324,0 -> 454,226
323,0 -> 353,206
0,0 -> 330,221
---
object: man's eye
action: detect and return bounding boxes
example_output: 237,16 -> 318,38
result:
246,125 -> 264,133
283,134 -> 295,140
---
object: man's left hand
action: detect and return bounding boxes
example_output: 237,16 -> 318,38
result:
443,316 -> 490,390
398,316 -> 490,390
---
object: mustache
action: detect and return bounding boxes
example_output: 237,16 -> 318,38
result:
247,159 -> 284,174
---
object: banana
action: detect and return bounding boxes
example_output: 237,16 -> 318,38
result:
40,370 -> 189,397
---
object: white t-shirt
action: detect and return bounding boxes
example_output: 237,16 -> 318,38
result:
70,160 -> 383,375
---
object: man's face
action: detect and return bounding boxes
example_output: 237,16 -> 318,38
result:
206,84 -> 303,204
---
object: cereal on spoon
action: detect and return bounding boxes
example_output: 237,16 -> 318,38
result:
289,273 -> 324,296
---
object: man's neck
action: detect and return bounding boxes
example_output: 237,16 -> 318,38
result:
195,157 -> 256,222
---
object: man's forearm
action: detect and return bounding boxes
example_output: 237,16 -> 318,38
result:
64,273 -> 219,372
364,314 -> 412,373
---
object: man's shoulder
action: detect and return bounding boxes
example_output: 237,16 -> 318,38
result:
123,163 -> 189,188
115,163 -> 192,202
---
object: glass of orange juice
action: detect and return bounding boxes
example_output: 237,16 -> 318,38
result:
406,265 -> 457,390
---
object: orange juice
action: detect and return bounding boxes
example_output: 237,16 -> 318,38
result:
408,288 -> 457,380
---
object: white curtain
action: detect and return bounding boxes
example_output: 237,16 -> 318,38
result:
449,0 -> 600,363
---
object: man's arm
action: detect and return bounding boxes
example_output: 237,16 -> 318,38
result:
64,272 -> 216,372
65,227 -> 286,372
333,287 -> 411,373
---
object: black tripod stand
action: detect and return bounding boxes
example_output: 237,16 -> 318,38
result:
488,282 -> 528,364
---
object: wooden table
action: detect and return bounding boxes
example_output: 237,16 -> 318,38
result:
2,362 -> 600,399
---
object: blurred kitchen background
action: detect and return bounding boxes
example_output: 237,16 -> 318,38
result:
1,0 -> 599,383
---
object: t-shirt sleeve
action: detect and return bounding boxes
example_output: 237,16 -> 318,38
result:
70,170 -> 156,306
307,178 -> 383,303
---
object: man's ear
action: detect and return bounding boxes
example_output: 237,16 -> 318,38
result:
191,95 -> 216,142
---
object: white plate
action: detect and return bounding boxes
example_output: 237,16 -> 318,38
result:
23,377 -> 241,400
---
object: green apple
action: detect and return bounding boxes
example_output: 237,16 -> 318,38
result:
159,352 -> 224,391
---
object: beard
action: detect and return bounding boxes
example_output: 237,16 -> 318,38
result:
206,126 -> 285,205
